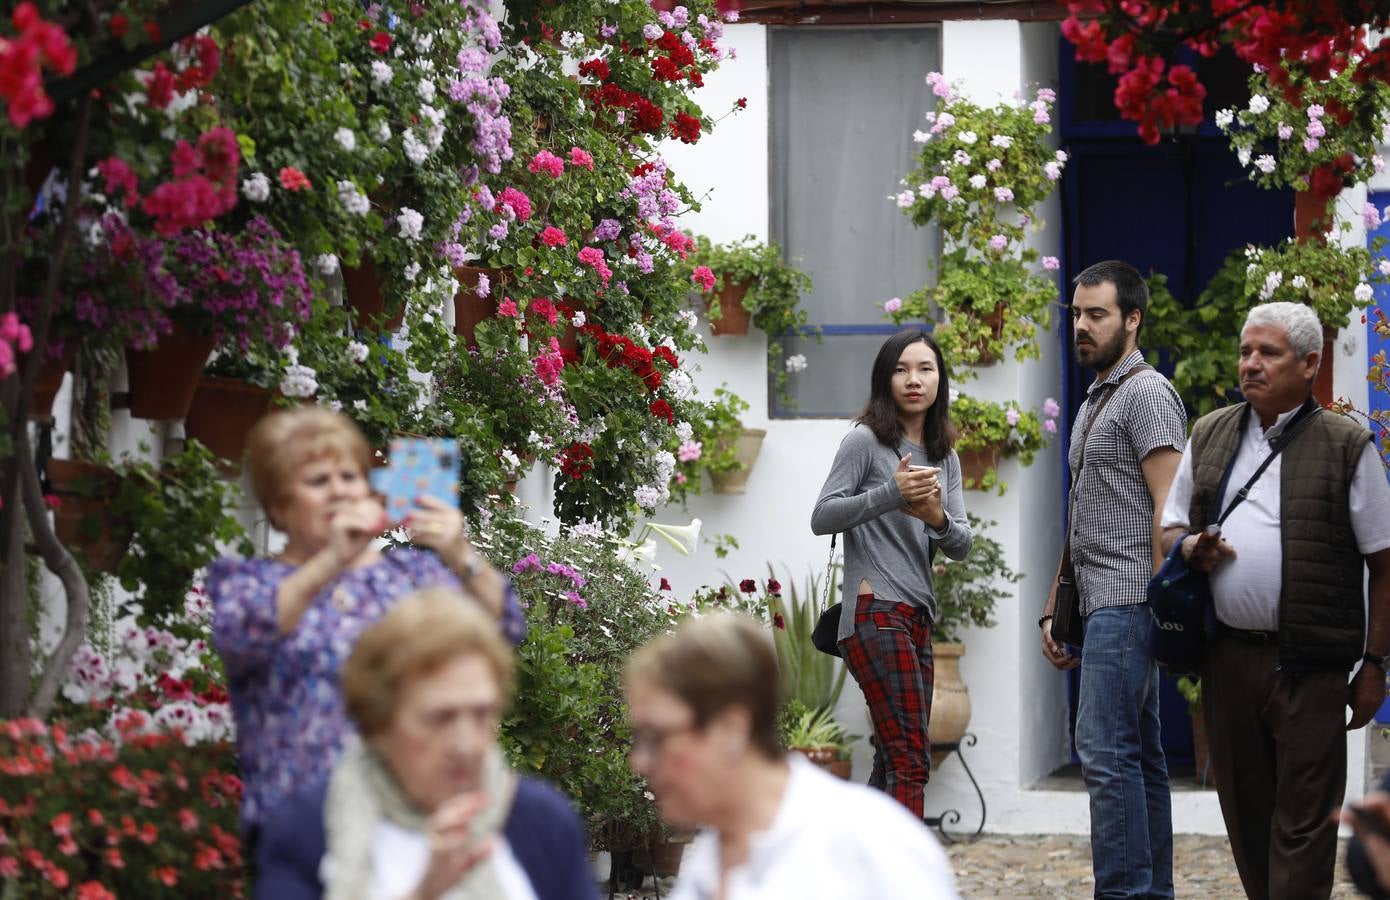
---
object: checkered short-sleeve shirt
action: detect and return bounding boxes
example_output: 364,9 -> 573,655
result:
1067,350 -> 1188,614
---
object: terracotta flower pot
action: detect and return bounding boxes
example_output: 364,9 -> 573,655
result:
928,642 -> 970,768
343,258 -> 404,332
707,279 -> 752,336
963,303 -> 1007,366
124,326 -> 217,421
45,458 -> 131,573
957,445 -> 1002,490
28,345 -> 76,420
631,841 -> 688,878
183,375 -> 275,474
453,266 -> 507,348
709,428 -> 767,495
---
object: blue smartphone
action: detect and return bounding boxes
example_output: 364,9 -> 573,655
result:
370,437 -> 461,521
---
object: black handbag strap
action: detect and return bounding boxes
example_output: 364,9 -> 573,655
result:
1209,397 -> 1321,529
1061,363 -> 1154,572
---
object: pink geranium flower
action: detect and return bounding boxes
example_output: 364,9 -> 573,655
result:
497,298 -> 520,318
691,265 -> 716,292
527,150 -> 564,178
568,147 -> 595,170
539,226 -> 567,247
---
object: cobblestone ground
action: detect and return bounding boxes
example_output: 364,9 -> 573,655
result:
946,834 -> 1360,898
607,834 -> 1363,898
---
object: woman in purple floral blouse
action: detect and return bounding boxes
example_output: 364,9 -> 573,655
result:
205,408 -> 525,846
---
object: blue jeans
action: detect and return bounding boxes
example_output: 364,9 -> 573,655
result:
1075,604 -> 1173,899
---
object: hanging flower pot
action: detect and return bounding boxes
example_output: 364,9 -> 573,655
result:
453,266 -> 507,348
183,375 -> 275,474
707,278 -> 752,336
961,303 -> 1007,367
28,344 -> 76,420
124,325 -> 217,421
957,444 -> 1002,490
45,458 -> 132,573
709,427 -> 766,494
343,258 -> 404,332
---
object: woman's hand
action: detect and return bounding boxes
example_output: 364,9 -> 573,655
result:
408,495 -> 505,617
904,487 -> 946,530
409,793 -> 494,900
892,454 -> 939,506
325,497 -> 389,569
405,494 -> 467,555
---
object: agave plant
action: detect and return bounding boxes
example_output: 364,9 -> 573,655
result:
764,564 -> 847,715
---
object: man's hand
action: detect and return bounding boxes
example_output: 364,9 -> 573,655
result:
1041,618 -> 1080,671
1348,662 -> 1387,731
1181,530 -> 1237,573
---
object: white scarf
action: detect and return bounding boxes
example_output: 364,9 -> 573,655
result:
321,740 -> 517,900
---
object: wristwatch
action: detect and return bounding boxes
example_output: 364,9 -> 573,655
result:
1364,651 -> 1387,669
1037,614 -> 1054,630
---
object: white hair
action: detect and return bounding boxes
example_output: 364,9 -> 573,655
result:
1243,302 -> 1324,359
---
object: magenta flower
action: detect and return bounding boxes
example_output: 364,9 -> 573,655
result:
1043,397 -> 1061,418
988,234 -> 1007,251
568,146 -> 594,170
1042,256 -> 1060,271
498,187 -> 532,222
883,297 -> 902,313
497,298 -> 520,318
527,150 -> 565,178
678,440 -> 702,462
578,246 -> 612,285
691,265 -> 716,292
1005,407 -> 1021,426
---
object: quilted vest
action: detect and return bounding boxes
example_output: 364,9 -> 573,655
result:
1187,402 -> 1370,671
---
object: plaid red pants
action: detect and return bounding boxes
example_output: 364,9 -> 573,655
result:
840,592 -> 934,818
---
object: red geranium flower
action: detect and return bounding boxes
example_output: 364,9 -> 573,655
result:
739,579 -> 757,594
649,399 -> 674,424
369,31 -> 392,53
278,167 -> 311,192
670,112 -> 701,144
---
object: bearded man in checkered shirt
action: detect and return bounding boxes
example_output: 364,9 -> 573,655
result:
1039,260 -> 1188,900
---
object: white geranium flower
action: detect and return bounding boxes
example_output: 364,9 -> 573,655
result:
403,130 -> 429,165
1259,270 -> 1283,300
1237,147 -> 1252,167
414,31 -> 434,53
1254,155 -> 1277,174
958,130 -> 978,145
375,120 -> 391,142
1214,109 -> 1234,129
1055,150 -> 1069,164
1248,95 -> 1270,115
371,60 -> 393,84
953,150 -> 971,167
280,364 -> 319,398
912,130 -> 931,143
785,354 -> 808,373
397,207 -> 424,241
1355,282 -> 1374,303
1291,274 -> 1308,289
403,261 -> 421,281
315,253 -> 339,276
241,173 -> 270,202
334,128 -> 356,151
417,80 -> 436,103
968,174 -> 987,189
990,134 -> 1013,148
346,341 -> 370,363
337,180 -> 370,216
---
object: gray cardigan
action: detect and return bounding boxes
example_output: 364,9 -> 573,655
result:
811,425 -> 973,641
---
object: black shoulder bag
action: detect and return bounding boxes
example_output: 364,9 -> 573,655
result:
1147,398 -> 1320,674
1050,364 -> 1153,648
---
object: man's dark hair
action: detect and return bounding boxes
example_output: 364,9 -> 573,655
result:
1073,260 -> 1150,333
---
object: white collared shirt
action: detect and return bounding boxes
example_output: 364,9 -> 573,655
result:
668,755 -> 960,900
1161,407 -> 1390,630
369,820 -> 538,900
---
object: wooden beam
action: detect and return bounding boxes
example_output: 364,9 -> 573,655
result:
735,0 -> 1069,25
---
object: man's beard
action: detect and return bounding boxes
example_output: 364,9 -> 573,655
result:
1073,328 -> 1128,373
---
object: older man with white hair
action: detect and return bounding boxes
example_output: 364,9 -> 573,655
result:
1159,300 -> 1390,900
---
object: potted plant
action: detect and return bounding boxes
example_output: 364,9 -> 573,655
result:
779,699 -> 855,780
43,457 -> 132,574
891,76 -> 1066,370
951,392 -> 1061,493
927,513 -> 1021,762
1216,57 -> 1390,226
764,567 -> 848,715
685,234 -> 816,404
695,387 -> 765,495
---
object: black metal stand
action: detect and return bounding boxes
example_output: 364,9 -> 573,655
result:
923,732 -> 986,843
607,845 -> 662,900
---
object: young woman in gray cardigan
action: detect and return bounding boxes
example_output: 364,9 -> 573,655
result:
811,329 -> 972,819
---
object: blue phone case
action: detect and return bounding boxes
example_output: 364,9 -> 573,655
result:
370,437 -> 460,520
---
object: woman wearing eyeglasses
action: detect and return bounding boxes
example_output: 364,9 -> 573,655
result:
624,614 -> 959,900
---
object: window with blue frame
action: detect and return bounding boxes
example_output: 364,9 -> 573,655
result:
767,26 -> 941,418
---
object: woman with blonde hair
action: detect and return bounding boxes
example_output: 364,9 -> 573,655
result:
255,589 -> 595,900
625,614 -> 959,899
207,407 -> 524,846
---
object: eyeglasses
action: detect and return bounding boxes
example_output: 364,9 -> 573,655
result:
628,722 -> 697,761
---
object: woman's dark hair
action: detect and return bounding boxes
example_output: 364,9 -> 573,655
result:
855,329 -> 954,459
